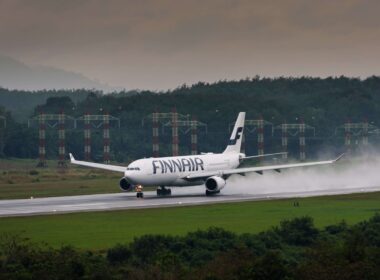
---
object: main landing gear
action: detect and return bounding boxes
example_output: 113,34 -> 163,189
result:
157,186 -> 172,196
205,190 -> 220,196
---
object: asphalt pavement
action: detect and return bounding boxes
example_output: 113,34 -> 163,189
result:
1,185 -> 380,217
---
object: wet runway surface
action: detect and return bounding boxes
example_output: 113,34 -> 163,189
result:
1,186 -> 380,217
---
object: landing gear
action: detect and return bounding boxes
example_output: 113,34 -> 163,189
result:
157,186 -> 172,196
206,190 -> 220,196
135,185 -> 144,198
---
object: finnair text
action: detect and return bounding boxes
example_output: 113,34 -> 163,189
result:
152,158 -> 204,174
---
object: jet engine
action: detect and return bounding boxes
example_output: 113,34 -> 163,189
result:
119,177 -> 134,192
205,176 -> 226,193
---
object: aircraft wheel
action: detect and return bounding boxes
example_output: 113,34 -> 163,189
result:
163,188 -> 171,196
205,190 -> 219,196
157,186 -> 171,196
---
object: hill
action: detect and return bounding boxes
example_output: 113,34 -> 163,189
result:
0,55 -> 112,91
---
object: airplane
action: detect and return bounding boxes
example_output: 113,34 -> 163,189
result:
69,112 -> 343,197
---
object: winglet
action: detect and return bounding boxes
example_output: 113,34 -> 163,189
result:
69,153 -> 75,162
334,153 -> 345,162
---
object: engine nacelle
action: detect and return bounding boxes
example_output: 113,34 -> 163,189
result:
119,177 -> 134,192
205,176 -> 226,192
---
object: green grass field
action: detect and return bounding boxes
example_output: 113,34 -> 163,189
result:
0,191 -> 379,250
0,158 -> 123,199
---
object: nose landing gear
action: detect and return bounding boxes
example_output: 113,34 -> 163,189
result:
157,186 -> 171,196
135,185 -> 144,198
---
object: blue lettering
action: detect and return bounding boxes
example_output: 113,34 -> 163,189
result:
163,160 -> 173,173
195,158 -> 204,171
189,158 -> 195,171
181,158 -> 191,172
172,159 -> 183,172
152,160 -> 160,174
153,157 -> 204,174
229,127 -> 243,145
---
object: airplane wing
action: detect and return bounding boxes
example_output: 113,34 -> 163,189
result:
241,152 -> 287,160
69,153 -> 126,173
185,154 -> 344,180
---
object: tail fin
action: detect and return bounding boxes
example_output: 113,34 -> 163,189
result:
223,112 -> 245,154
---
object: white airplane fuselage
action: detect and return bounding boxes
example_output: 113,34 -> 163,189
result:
125,152 -> 242,186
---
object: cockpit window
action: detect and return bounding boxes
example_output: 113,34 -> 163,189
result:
127,167 -> 140,171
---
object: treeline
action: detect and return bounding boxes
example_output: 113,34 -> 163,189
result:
0,88 -> 91,121
1,214 -> 380,279
2,76 -> 380,161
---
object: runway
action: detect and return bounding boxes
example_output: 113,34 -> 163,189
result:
1,186 -> 380,217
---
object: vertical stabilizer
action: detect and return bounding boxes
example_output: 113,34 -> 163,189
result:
223,112 -> 245,154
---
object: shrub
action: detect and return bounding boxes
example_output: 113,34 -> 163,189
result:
107,244 -> 131,265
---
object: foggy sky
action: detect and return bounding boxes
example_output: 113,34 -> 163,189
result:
0,0 -> 379,90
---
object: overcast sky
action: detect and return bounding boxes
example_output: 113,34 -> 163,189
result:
0,0 -> 379,90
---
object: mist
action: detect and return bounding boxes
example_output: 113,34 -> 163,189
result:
225,157 -> 380,195
173,152 -> 380,197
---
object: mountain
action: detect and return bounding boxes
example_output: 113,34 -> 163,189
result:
0,55 -> 111,91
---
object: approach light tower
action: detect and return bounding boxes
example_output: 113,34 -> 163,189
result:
37,112 -> 47,167
299,119 -> 306,161
84,113 -> 91,160
57,110 -> 66,167
191,116 -> 198,155
28,111 -> 75,167
142,110 -> 190,157
162,117 -> 207,156
152,111 -> 160,157
75,113 -> 120,163
103,113 -> 110,163
172,108 -> 179,156
273,119 -> 315,161
281,122 -> 288,160
335,120 -> 377,152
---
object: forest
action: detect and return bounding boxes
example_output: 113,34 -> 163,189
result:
1,76 -> 380,162
1,214 -> 380,279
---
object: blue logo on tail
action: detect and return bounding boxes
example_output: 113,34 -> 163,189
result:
229,127 -> 243,145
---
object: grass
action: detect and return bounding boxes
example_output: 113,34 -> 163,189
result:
0,191 -> 379,250
0,158 -> 122,199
